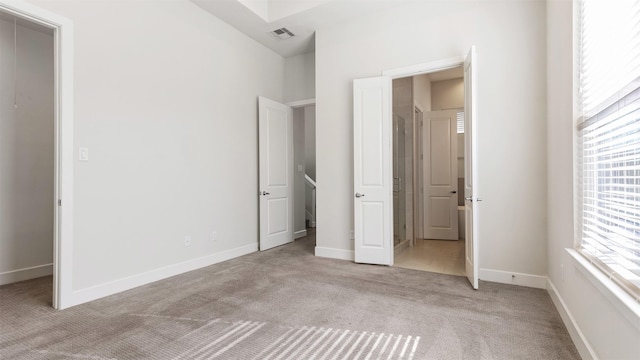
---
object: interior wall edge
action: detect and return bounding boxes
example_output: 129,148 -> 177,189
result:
547,278 -> 598,360
68,243 -> 257,308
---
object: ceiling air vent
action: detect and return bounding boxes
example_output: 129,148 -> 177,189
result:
271,27 -> 295,40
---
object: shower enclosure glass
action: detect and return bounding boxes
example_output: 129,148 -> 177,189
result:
393,113 -> 414,247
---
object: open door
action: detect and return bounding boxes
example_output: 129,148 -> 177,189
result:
353,77 -> 393,265
423,110 -> 458,240
464,47 -> 480,289
258,97 -> 294,251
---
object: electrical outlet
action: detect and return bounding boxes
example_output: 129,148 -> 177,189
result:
212,231 -> 218,242
78,147 -> 89,161
184,236 -> 191,247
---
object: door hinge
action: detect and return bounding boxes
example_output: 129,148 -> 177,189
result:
58,199 -> 61,206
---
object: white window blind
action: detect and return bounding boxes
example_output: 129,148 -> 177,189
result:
456,111 -> 464,134
577,0 -> 640,298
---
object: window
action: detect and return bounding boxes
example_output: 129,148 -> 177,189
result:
576,0 -> 640,298
456,110 -> 464,134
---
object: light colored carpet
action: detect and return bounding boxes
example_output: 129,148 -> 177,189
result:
0,233 -> 579,359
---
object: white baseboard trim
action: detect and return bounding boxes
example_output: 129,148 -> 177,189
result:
71,243 -> 258,307
0,263 -> 53,285
294,230 -> 307,239
315,246 -> 354,261
547,279 -> 597,360
479,268 -> 547,289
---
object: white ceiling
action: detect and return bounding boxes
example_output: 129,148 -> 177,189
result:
191,0 -> 408,58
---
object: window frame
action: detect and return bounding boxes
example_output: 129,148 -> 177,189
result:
573,0 -> 640,304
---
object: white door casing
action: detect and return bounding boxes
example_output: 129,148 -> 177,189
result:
464,47 -> 480,289
423,110 -> 458,240
258,97 -> 294,251
354,51 -> 479,278
353,77 -> 393,265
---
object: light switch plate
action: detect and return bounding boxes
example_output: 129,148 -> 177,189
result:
79,147 -> 89,161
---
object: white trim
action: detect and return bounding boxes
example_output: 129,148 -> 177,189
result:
286,98 -> 315,108
566,249 -> 640,330
0,0 -> 74,310
315,246 -> 354,261
294,229 -> 307,239
0,264 -> 53,285
382,56 -> 465,79
70,243 -> 258,307
478,268 -> 547,289
547,278 -> 597,360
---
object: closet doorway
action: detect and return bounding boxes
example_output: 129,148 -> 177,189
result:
0,0 -> 74,309
0,11 -> 55,295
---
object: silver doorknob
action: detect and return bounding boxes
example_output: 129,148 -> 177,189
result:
465,196 -> 473,202
261,191 -> 270,196
355,193 -> 365,198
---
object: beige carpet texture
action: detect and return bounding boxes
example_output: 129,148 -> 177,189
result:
0,235 -> 580,359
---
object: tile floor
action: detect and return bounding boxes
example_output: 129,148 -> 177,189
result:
394,238 -> 465,276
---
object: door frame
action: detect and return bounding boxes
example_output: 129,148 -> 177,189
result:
382,55 -> 478,277
0,0 -> 74,309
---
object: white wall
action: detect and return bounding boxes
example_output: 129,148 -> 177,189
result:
431,78 -> 463,111
284,51 -> 315,102
285,51 -> 316,234
546,1 -> 640,359
315,0 -> 548,277
413,74 -> 431,112
0,17 -> 54,284
25,0 -> 284,297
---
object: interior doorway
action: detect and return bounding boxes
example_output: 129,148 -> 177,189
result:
0,0 -> 74,309
257,97 -> 316,253
353,47 -> 479,288
0,11 -> 55,284
391,67 -> 467,277
292,102 -> 316,241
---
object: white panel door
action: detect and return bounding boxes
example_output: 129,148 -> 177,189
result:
423,110 -> 458,240
464,47 -> 480,289
353,77 -> 393,265
258,97 -> 294,251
